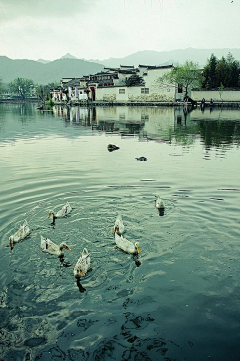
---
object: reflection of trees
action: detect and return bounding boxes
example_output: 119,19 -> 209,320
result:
198,120 -> 240,147
11,103 -> 35,117
47,105 -> 240,149
120,123 -> 144,136
169,125 -> 198,146
96,121 -> 145,135
97,121 -> 115,132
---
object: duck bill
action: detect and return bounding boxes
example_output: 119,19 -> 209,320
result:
80,270 -> 85,276
137,247 -> 141,254
48,212 -> 52,218
10,241 -> 14,250
66,246 -> 71,251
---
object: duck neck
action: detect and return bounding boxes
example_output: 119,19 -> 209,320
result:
51,214 -> 57,225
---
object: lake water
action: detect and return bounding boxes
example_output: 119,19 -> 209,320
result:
0,103 -> 240,361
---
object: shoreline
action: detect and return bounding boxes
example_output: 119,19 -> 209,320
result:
0,99 -> 240,108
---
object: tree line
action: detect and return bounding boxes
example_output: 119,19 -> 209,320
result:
202,53 -> 240,89
157,52 -> 240,97
0,77 -> 59,101
0,52 -> 240,101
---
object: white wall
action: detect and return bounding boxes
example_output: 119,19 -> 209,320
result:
144,68 -> 175,101
95,66 -> 177,102
96,84 -> 176,102
192,90 -> 240,102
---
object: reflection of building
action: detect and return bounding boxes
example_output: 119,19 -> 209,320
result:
52,105 -> 193,140
51,64 -> 184,104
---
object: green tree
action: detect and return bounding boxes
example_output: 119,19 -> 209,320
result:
35,82 -> 60,102
0,78 -> 6,95
226,53 -> 240,87
0,78 -> 2,94
202,53 -> 240,89
157,61 -> 202,97
125,74 -> 144,87
215,57 -> 230,87
202,54 -> 218,88
9,78 -> 34,99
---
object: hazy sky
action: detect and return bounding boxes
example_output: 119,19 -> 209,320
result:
0,0 -> 239,61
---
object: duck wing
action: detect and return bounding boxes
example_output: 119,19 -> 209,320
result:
41,237 -> 59,254
114,215 -> 124,234
115,233 -> 135,253
56,202 -> 72,217
75,250 -> 91,275
22,221 -> 31,237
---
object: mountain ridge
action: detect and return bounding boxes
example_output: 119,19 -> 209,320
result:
36,48 -> 240,67
0,57 -> 104,84
1,48 -> 240,84
92,48 -> 240,67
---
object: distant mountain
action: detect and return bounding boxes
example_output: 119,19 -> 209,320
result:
2,48 -> 240,85
91,48 -> 240,68
60,53 -> 78,60
36,53 -> 77,64
0,56 -> 104,84
37,58 -> 51,64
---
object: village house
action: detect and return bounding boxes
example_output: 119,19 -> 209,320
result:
51,64 -> 185,104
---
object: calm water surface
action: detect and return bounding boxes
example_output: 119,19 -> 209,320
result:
0,103 -> 240,361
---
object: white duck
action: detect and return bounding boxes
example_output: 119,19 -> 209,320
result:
113,214 -> 124,235
155,194 -> 165,209
114,231 -> 141,255
74,248 -> 91,278
48,201 -> 72,224
9,220 -> 31,249
40,236 -> 71,257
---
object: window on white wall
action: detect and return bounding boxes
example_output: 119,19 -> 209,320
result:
119,89 -> 125,94
141,88 -> 149,94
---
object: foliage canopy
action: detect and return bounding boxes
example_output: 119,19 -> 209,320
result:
125,74 -> 144,87
202,53 -> 240,89
9,78 -> 34,99
157,61 -> 202,96
35,82 -> 60,102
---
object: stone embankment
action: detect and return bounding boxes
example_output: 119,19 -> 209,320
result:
54,100 -> 240,108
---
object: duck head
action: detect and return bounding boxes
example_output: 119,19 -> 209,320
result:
74,267 -> 85,278
48,210 -> 54,218
9,236 -> 14,250
48,211 -> 57,225
135,242 -> 141,254
59,242 -> 71,251
79,269 -> 85,276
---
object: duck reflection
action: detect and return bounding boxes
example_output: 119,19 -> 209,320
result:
155,194 -> 165,217
76,278 -> 86,293
158,208 -> 165,217
59,256 -> 71,267
134,255 -> 141,267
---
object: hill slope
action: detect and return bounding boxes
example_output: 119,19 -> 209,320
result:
92,48 -> 240,68
0,57 -> 104,84
2,48 -> 240,84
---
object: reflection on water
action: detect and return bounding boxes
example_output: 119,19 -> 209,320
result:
0,103 -> 240,361
51,104 -> 240,147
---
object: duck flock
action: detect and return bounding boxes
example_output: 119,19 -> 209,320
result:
8,193 -> 165,288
